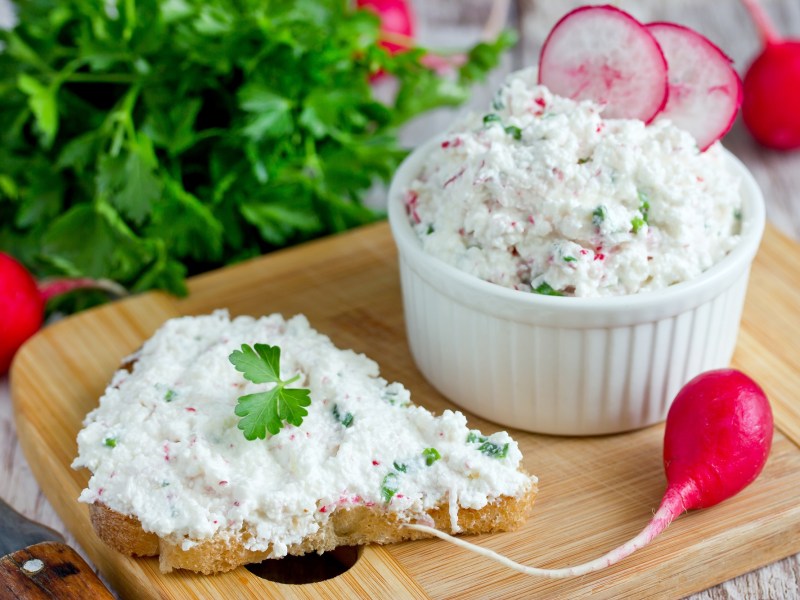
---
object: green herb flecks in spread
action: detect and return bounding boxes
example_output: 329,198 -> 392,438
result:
532,282 -> 564,296
422,447 -> 441,465
332,404 -> 354,428
466,432 -> 509,459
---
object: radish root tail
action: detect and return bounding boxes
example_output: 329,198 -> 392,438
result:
403,488 -> 686,578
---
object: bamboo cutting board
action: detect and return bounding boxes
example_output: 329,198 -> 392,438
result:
10,222 -> 800,599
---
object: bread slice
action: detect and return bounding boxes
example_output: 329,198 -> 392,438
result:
73,312 -> 537,574
89,490 -> 536,574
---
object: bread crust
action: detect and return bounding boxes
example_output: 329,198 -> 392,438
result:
90,484 -> 537,574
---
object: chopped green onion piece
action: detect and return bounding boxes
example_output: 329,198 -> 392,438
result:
592,205 -> 606,227
381,472 -> 400,503
164,389 -> 176,402
393,461 -> 407,473
533,282 -> 563,296
563,256 -> 576,262
104,437 -> 117,448
483,113 -> 501,124
637,189 -> 651,216
634,190 -> 650,233
332,404 -> 354,428
422,447 -> 441,466
478,441 -> 509,459
466,431 -> 487,444
504,125 -> 522,140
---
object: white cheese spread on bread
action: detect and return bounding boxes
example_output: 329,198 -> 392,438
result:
72,311 -> 535,558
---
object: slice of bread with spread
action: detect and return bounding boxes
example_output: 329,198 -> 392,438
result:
72,311 -> 537,574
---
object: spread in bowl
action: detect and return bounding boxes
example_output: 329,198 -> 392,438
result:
405,68 -> 742,297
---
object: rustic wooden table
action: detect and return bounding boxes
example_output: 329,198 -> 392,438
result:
2,0 -> 800,597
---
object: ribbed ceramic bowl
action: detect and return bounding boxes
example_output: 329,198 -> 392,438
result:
388,139 -> 766,436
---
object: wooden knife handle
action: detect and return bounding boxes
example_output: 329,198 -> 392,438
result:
0,541 -> 114,599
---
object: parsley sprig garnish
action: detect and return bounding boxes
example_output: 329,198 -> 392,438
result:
228,343 -> 311,441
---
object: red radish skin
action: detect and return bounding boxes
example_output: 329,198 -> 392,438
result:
663,369 -> 772,509
740,0 -> 800,150
538,5 -> 668,123
0,253 -> 44,375
0,253 -> 128,375
356,0 -> 415,55
647,23 -> 743,151
404,369 -> 773,578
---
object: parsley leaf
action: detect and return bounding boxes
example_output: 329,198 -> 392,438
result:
229,343 -> 312,440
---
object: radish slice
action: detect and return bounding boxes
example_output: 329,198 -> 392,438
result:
647,22 -> 743,151
538,5 -> 668,122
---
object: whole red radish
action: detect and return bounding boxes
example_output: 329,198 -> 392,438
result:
663,369 -> 772,509
538,5 -> 668,122
405,369 -> 773,577
0,253 -> 44,375
0,252 -> 127,375
740,0 -> 800,150
356,0 -> 415,55
647,23 -> 742,151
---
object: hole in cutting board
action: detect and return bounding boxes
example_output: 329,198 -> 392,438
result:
245,546 -> 360,584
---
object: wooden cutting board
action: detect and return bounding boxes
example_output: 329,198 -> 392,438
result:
10,222 -> 800,599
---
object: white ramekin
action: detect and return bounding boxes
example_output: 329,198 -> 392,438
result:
387,139 -> 766,436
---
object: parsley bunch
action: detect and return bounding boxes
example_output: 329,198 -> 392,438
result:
0,0 -> 514,302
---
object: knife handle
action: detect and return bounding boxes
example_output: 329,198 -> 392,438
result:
0,541 -> 114,599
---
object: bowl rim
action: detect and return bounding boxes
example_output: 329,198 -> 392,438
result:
388,136 -> 766,316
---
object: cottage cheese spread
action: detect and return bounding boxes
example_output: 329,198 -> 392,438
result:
406,68 -> 742,297
72,311 -> 534,556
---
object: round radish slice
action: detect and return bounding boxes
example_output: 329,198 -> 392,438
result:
538,6 -> 668,122
647,22 -> 743,151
